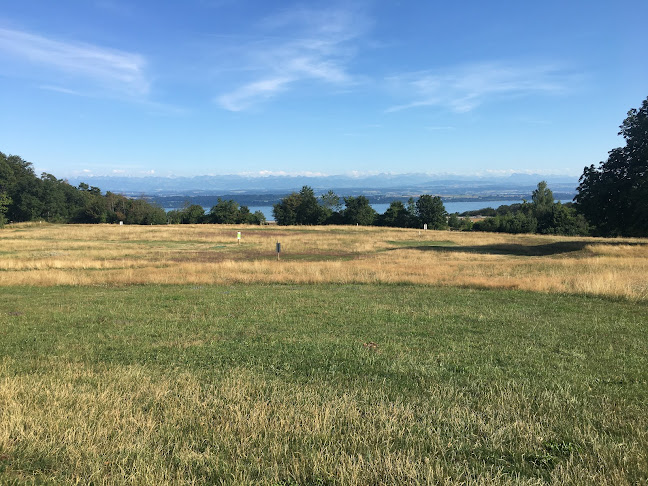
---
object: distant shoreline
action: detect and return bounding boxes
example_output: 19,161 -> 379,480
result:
163,199 -> 575,220
151,192 -> 576,211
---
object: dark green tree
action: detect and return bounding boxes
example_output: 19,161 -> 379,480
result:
273,192 -> 300,225
415,195 -> 447,229
502,211 -> 538,234
40,173 -> 70,222
207,199 -> 240,224
341,196 -> 376,225
544,203 -> 589,236
295,186 -> 325,225
247,210 -> 266,225
0,192 -> 11,227
236,205 -> 251,223
320,190 -> 341,212
576,96 -> 648,236
459,217 -> 474,231
181,204 -> 205,224
273,186 -> 325,225
532,181 -> 554,207
0,152 -> 43,222
319,190 -> 341,223
379,200 -> 411,227
472,216 -> 500,232
531,181 -> 555,232
166,209 -> 182,224
474,212 -> 538,234
447,212 -> 461,229
74,183 -> 107,223
125,199 -> 166,225
105,192 -> 129,223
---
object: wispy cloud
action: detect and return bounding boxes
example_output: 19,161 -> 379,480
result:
218,77 -> 292,112
386,62 -> 574,113
39,84 -> 86,96
0,27 -> 149,97
215,5 -> 368,111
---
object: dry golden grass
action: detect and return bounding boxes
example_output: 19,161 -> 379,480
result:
1,360 -> 450,485
1,222 -> 648,300
2,357 -> 643,485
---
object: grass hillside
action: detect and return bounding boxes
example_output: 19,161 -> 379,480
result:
0,224 -> 647,484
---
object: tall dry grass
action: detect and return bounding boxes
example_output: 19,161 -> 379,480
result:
1,223 -> 647,300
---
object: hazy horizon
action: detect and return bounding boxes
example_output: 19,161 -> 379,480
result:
2,1 -> 645,178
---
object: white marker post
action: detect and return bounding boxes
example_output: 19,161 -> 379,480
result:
237,231 -> 241,245
423,223 -> 427,230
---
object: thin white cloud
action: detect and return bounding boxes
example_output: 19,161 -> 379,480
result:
214,6 -> 368,111
217,77 -> 292,112
0,27 -> 149,96
386,62 -> 574,113
39,84 -> 86,96
39,80 -> 188,115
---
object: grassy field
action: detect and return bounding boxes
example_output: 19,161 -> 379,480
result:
1,223 -> 647,299
1,224 -> 647,484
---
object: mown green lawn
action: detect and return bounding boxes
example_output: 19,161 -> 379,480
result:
0,284 -> 646,485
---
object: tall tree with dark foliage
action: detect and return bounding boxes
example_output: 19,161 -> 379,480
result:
576,97 -> 648,236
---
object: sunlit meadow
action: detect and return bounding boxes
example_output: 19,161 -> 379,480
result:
1,223 -> 647,484
1,223 -> 647,300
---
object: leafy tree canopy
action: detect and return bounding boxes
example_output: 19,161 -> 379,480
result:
576,96 -> 648,236
0,192 -> 11,227
342,196 -> 377,226
415,195 -> 447,229
0,150 -> 166,225
474,181 -> 588,236
273,186 -> 328,225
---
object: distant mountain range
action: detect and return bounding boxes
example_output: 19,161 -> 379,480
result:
66,172 -> 579,199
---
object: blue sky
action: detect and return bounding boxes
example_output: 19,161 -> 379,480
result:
1,0 -> 646,179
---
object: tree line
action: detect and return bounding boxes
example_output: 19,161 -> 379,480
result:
270,182 -> 589,235
271,96 -> 648,237
0,152 -> 268,228
272,186 -> 453,229
1,96 -> 646,235
469,182 -> 589,235
0,152 -> 167,226
166,200 -> 265,225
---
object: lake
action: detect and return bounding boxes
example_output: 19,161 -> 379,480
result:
166,199 -> 574,220
245,199 -> 573,220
